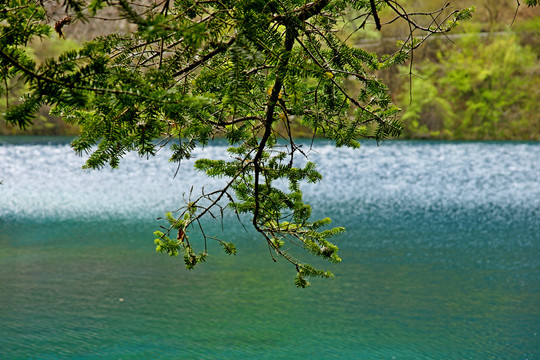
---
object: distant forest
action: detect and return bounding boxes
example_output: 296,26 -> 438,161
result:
1,0 -> 539,140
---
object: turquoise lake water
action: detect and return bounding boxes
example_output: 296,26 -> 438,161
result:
1,137 -> 539,359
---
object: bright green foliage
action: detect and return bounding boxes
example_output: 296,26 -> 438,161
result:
153,211 -> 211,270
400,33 -> 540,140
1,0 -> 475,286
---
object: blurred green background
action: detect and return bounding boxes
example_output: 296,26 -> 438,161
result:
1,0 -> 539,140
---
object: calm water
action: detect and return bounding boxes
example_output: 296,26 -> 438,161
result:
1,137 -> 539,359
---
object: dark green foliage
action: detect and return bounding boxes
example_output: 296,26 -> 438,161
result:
4,93 -> 43,129
0,0 -> 485,285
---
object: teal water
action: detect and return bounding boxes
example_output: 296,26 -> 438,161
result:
1,138 -> 539,359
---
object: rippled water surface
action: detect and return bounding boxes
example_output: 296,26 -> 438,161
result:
1,137 -> 539,359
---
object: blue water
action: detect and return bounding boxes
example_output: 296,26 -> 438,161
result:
1,137 -> 539,359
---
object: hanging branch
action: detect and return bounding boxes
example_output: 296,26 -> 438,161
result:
370,0 -> 382,30
0,0 -> 481,286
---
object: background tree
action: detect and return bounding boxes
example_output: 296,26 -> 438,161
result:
1,0 -> 479,286
399,32 -> 540,140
